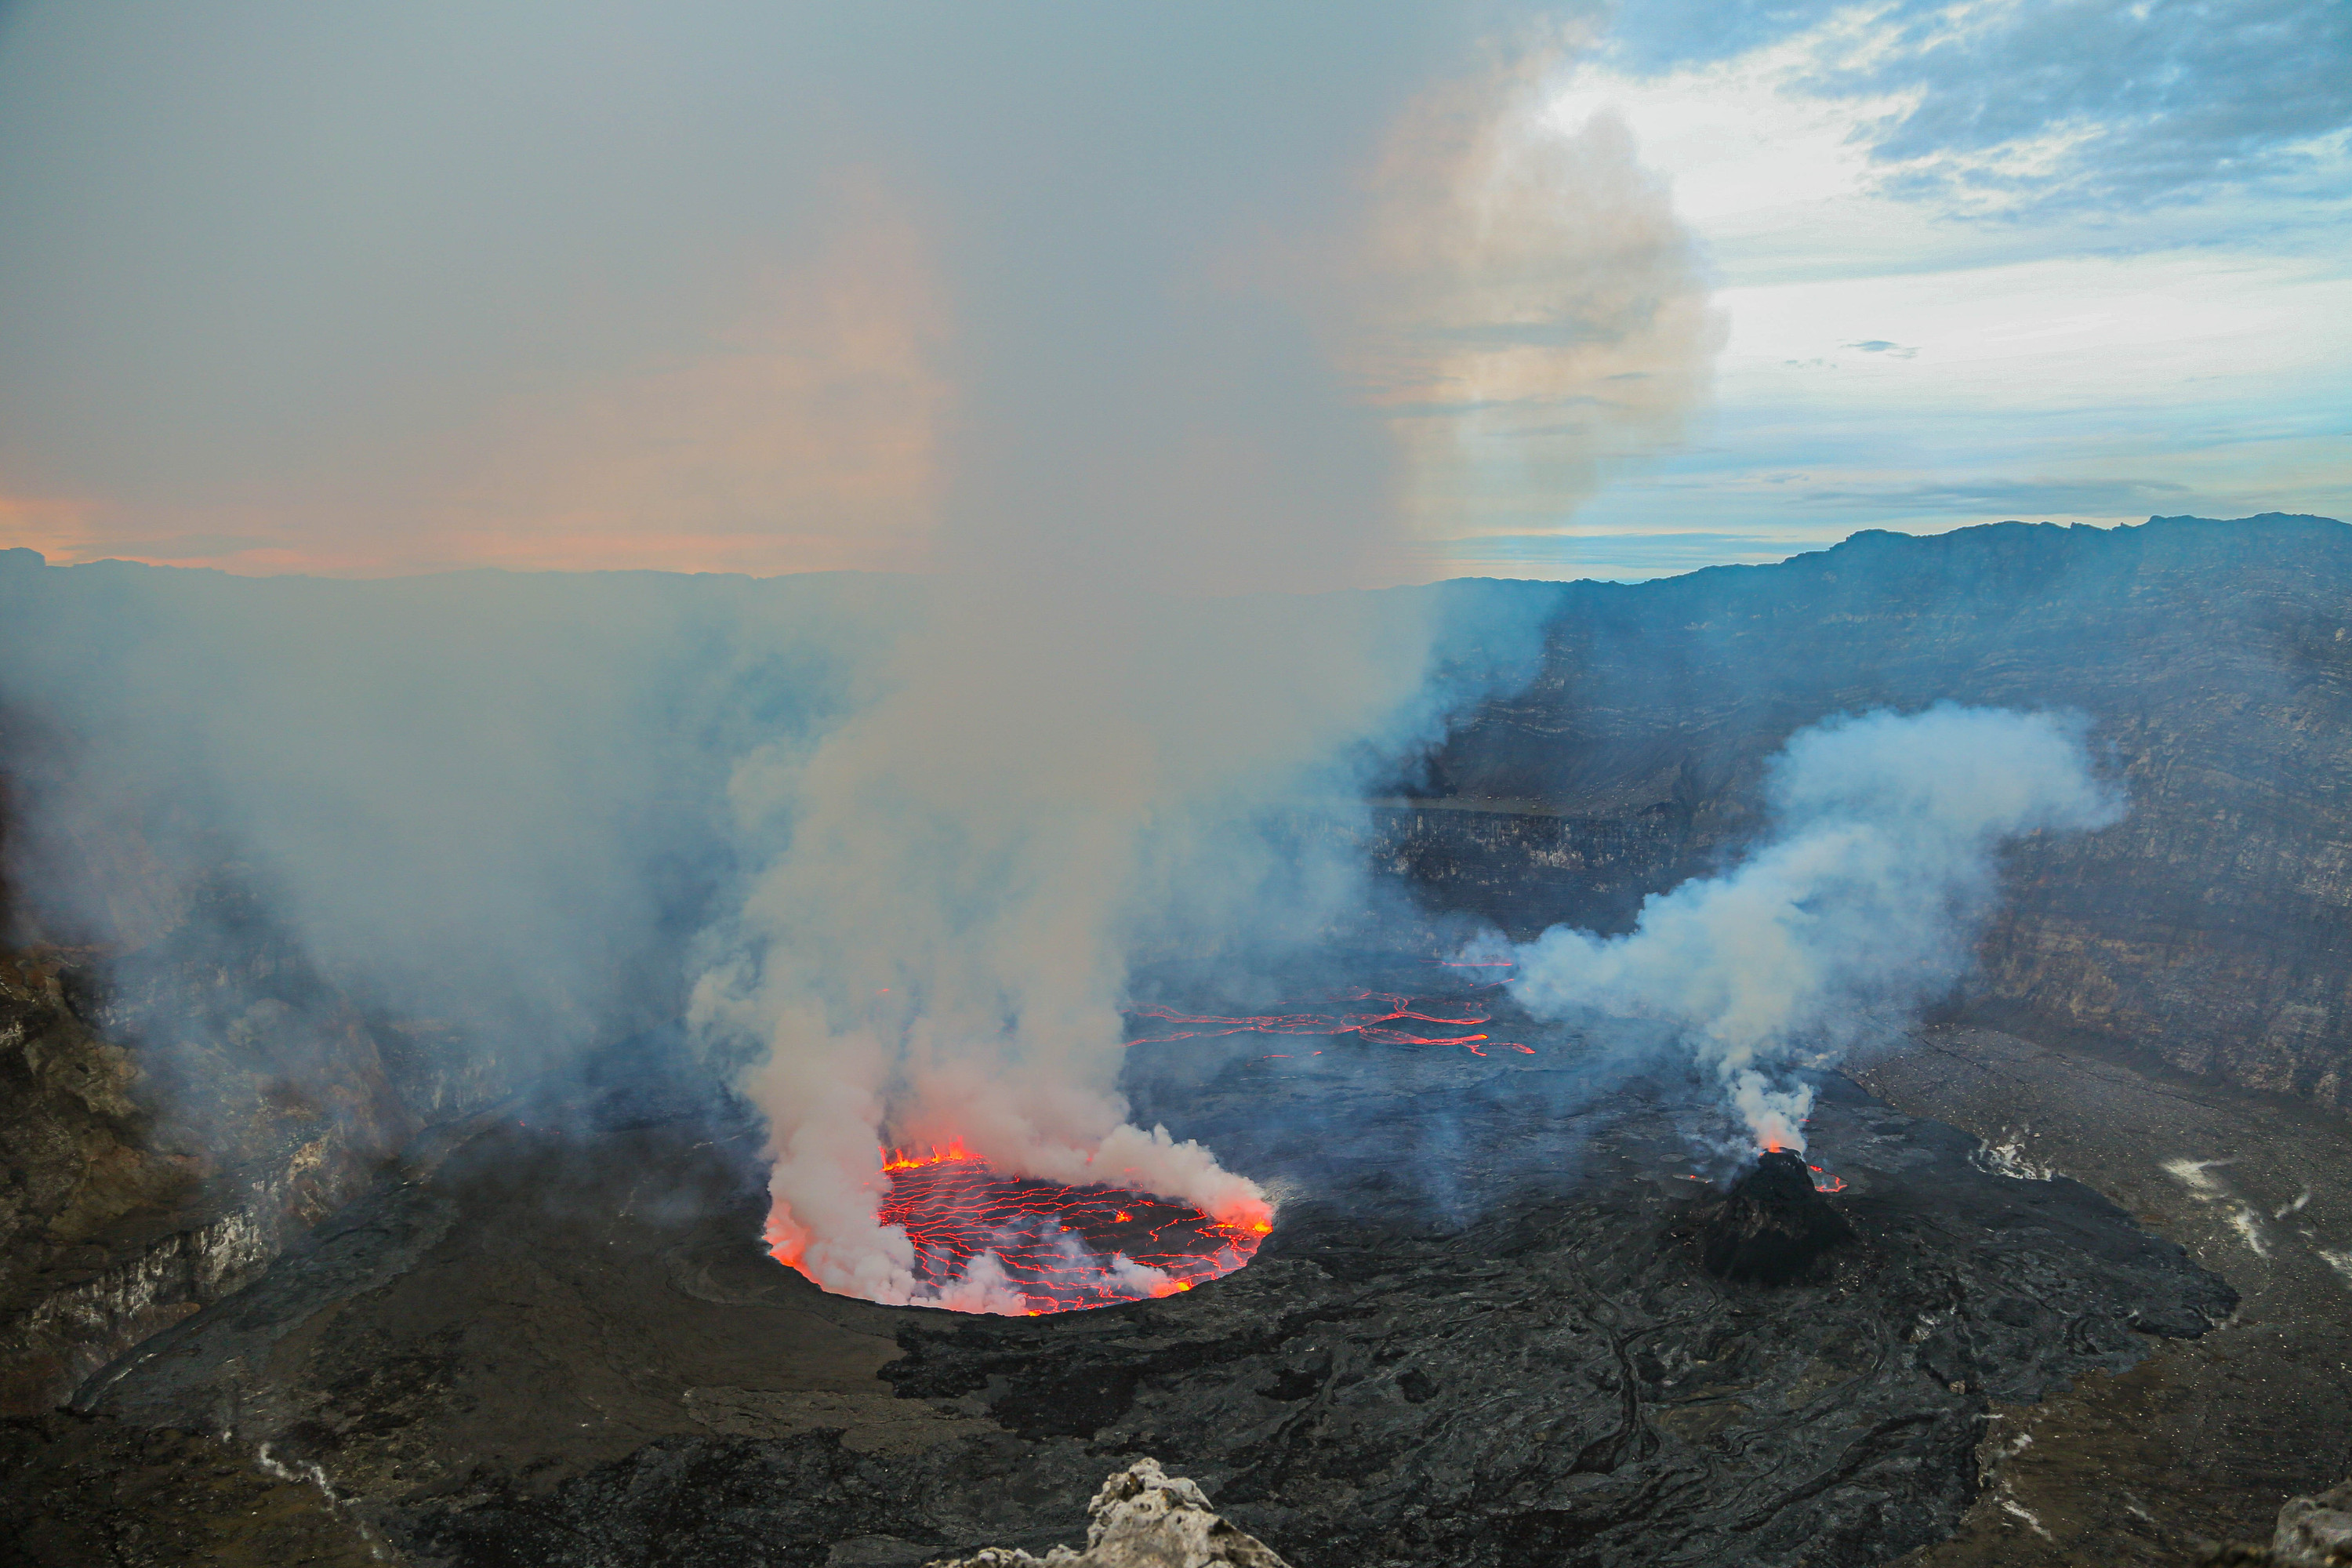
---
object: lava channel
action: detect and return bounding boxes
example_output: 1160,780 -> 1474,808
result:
863,1144 -> 1271,1316
1126,988 -> 1535,1056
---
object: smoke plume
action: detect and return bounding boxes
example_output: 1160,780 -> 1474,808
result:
673,24 -> 1726,1312
1346,46 -> 1724,557
688,524 -> 1446,1312
1493,706 -> 2125,1151
0,9 -> 1725,1316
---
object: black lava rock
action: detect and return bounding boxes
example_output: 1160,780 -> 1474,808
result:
1697,1150 -> 1855,1285
53,993 -> 2237,1568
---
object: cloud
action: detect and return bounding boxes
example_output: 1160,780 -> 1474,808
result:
1835,0 -> 2352,213
405,180 -> 953,577
1342,49 -> 1726,550
1842,339 -> 1918,358
1798,476 -> 2198,514
1428,320 -> 1653,350
1486,5 -> 2350,556
1604,0 -> 2352,216
1602,0 -> 1857,74
0,4 -> 1563,583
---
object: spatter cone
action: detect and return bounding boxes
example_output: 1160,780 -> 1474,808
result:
1693,1150 -> 1854,1286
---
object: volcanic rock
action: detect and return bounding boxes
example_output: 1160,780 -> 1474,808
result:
2191,1479 -> 2352,1567
1693,1150 -> 1853,1285
27,1011 -> 2235,1568
0,1409 -> 375,1566
0,910 -> 491,1417
2273,1478 -> 2352,1566
926,1458 -> 1289,1568
1386,513 -> 2352,1118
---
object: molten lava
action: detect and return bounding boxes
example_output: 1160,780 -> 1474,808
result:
1758,1137 -> 1847,1192
855,1145 -> 1270,1315
1127,989 -> 1535,1055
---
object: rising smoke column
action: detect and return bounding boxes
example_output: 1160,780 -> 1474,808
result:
691,28 -> 1723,1312
1346,42 -> 1724,555
1497,706 -> 2125,1150
0,8 -> 1720,1303
692,586 -> 1436,1311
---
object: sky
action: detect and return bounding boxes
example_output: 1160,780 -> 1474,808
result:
1466,0 -> 2352,578
0,0 -> 2345,583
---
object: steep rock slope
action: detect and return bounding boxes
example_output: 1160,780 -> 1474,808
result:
1396,514 -> 2352,1114
0,786 -> 509,1414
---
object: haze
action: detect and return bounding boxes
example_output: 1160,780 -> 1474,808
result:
10,2 -> 2333,583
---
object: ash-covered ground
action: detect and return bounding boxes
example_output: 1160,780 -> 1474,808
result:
7,960 -> 2236,1568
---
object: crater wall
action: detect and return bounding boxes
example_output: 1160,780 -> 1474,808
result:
1389,512 -> 2352,1116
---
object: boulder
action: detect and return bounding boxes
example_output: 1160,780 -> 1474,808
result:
927,1458 -> 1289,1568
2274,1478 -> 2352,1566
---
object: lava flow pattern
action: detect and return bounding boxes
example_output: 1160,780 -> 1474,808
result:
1126,988 -> 1535,1056
877,1143 -> 1270,1315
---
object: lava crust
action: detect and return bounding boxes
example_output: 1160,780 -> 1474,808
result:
40,971 -> 2233,1568
871,1153 -> 1262,1312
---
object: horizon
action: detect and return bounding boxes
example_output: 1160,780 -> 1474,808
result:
4,509 -> 2343,589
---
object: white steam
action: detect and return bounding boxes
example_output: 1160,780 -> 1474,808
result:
0,15 -> 1723,1319
687,37 -> 1722,1312
694,586 -> 1432,1310
1497,705 -> 2125,1151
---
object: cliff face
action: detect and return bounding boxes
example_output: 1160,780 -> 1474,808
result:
0,914 -> 479,1414
1388,513 -> 2352,1115
0,841 -> 506,1414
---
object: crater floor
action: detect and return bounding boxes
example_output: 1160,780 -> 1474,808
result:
0,972 -> 2260,1568
1849,1023 -> 2352,1564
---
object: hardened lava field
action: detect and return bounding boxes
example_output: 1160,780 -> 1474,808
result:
56,1014 -> 2248,1568
878,1147 -> 1267,1314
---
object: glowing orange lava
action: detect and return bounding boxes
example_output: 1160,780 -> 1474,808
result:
1755,1139 -> 1847,1192
881,1137 -> 976,1173
864,1145 -> 1269,1315
1127,989 -> 1535,1055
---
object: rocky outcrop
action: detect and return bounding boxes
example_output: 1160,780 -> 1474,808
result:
927,1460 -> 1289,1568
1391,514 -> 2352,1118
2196,1478 -> 2352,1566
0,938 -> 416,1415
0,854 -> 510,1414
2273,1479 -> 2352,1566
0,949 -> 198,1412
